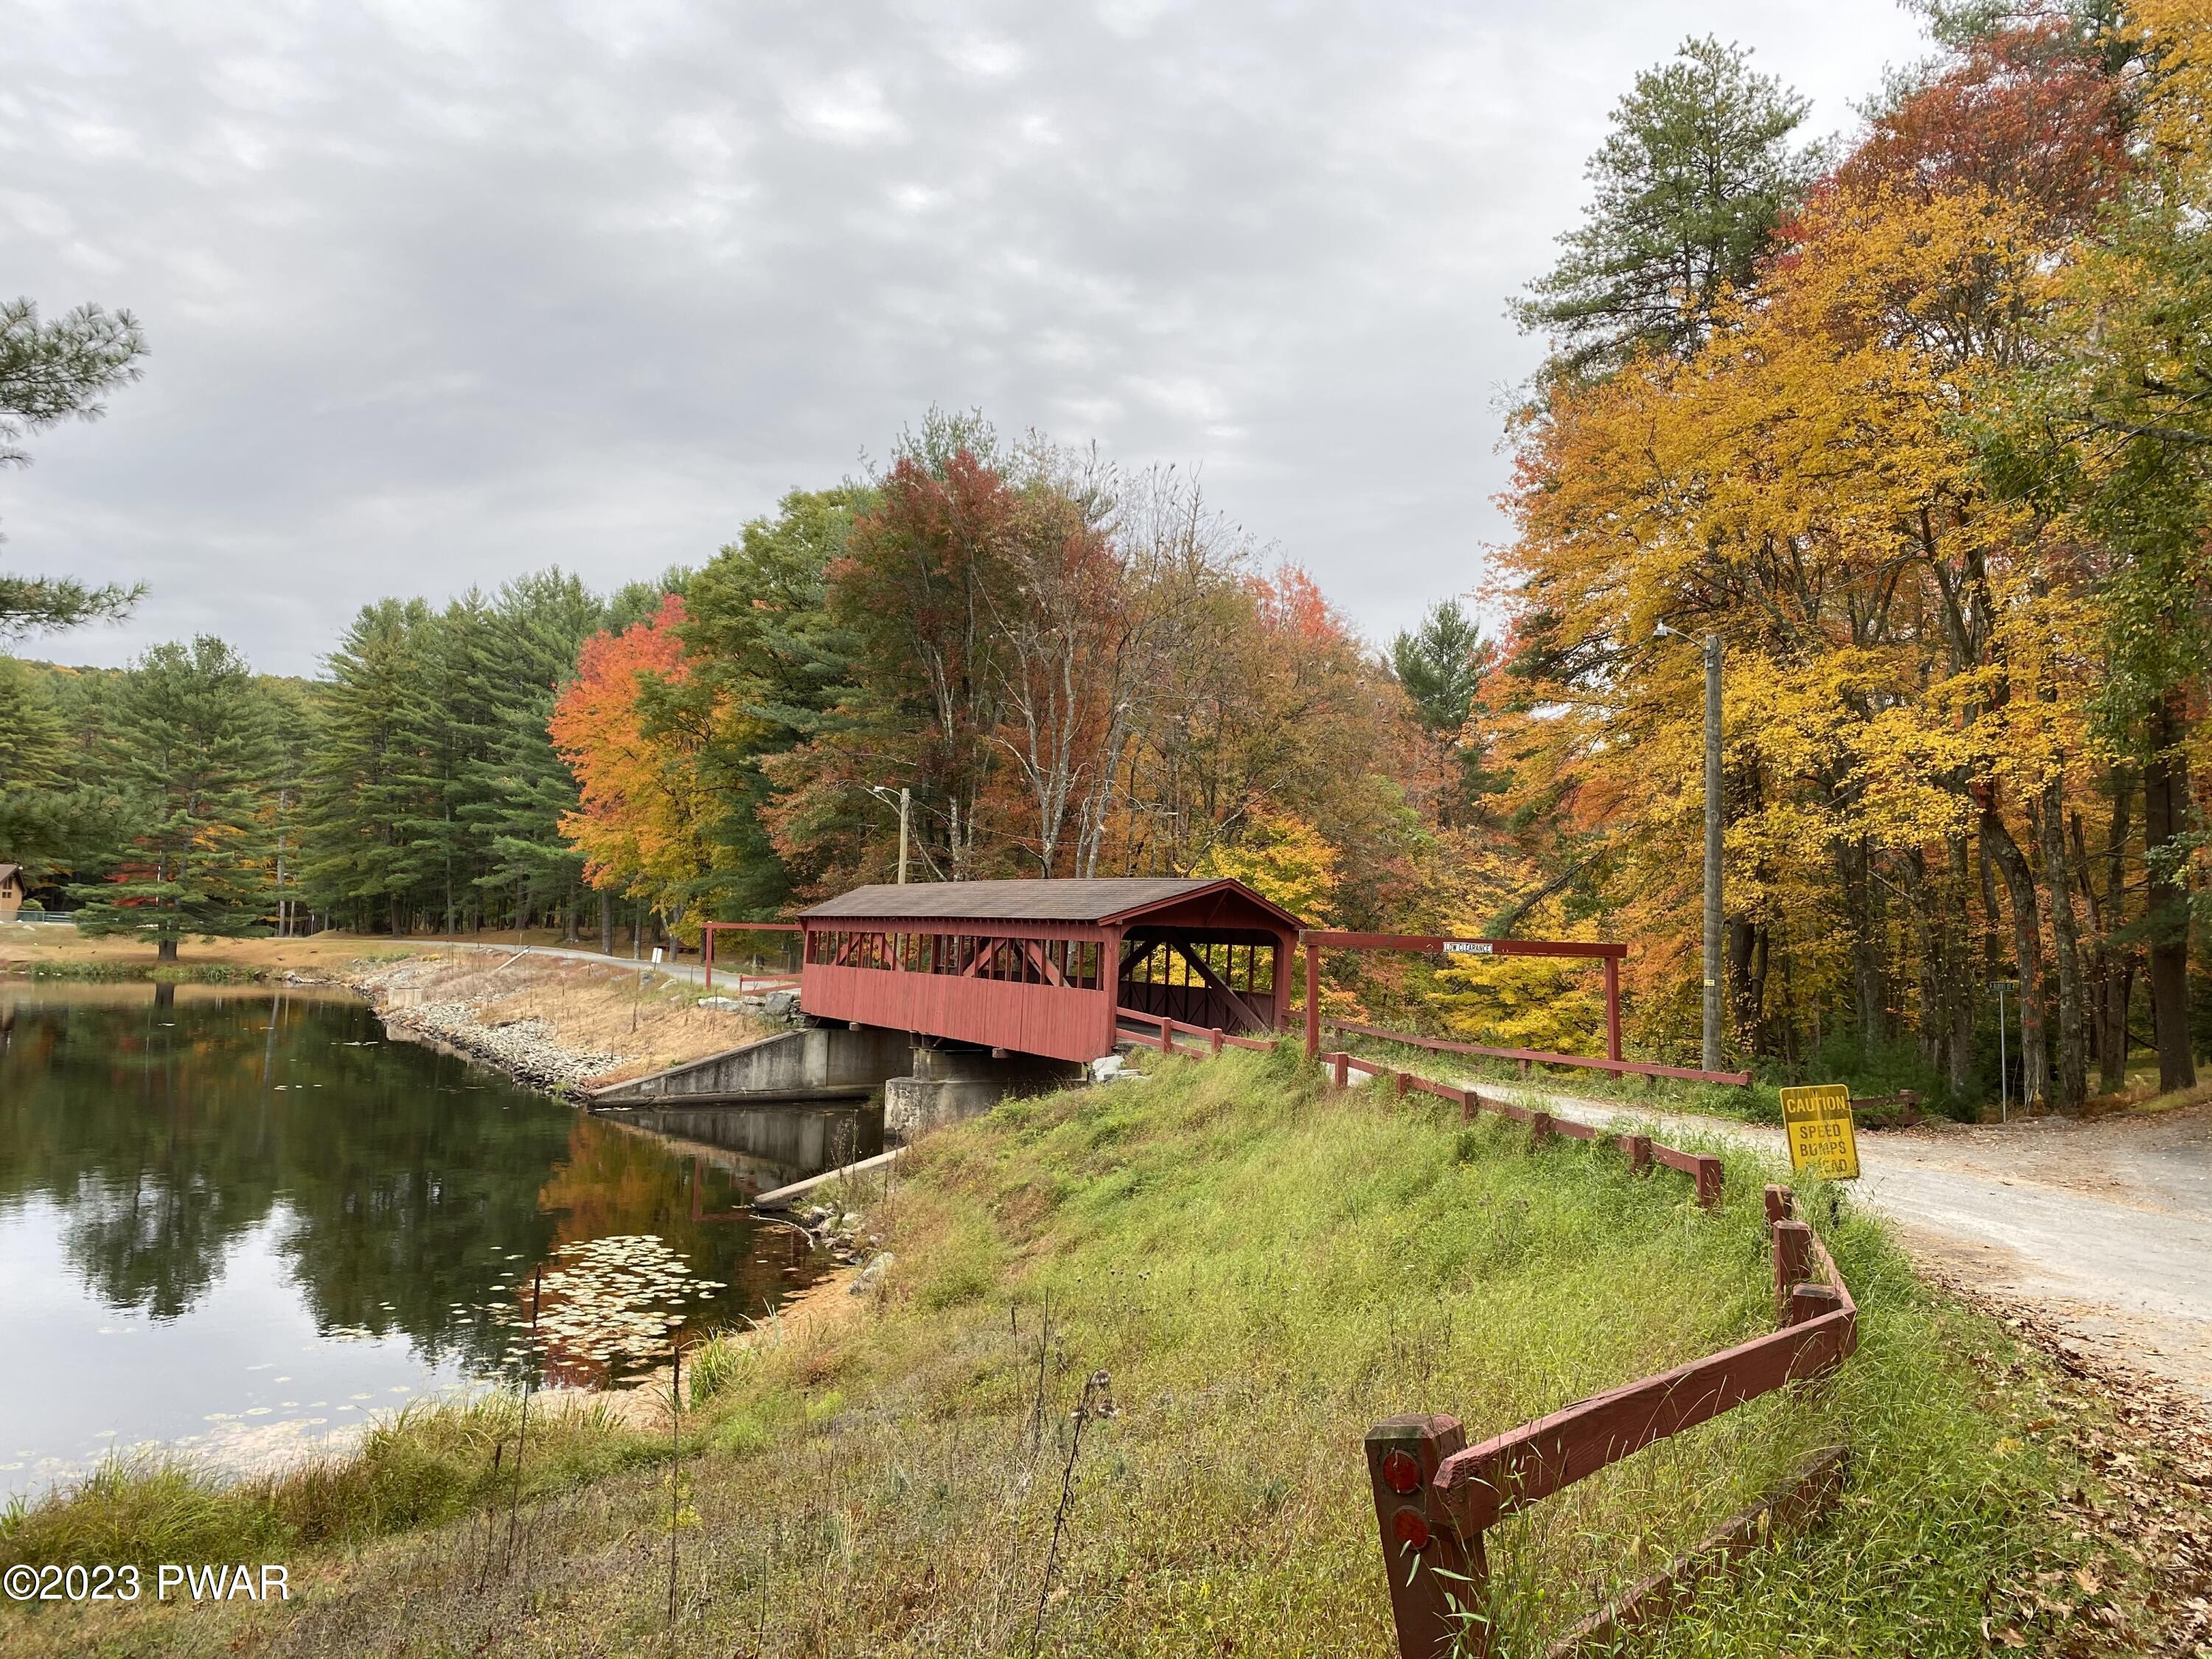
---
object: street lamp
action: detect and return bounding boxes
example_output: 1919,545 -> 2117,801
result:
1658,621 -> 1724,1074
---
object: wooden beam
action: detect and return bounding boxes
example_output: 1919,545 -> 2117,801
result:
1304,931 -> 1627,960
1541,1447 -> 1848,1657
1433,1310 -> 1856,1532
1168,938 -> 1270,1032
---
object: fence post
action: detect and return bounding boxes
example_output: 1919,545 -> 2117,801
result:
1458,1086 -> 1477,1124
1364,1415 -> 1486,1659
1211,1027 -> 1224,1055
1788,1283 -> 1844,1326
1332,1051 -> 1350,1091
1691,1155 -> 1724,1210
1764,1183 -> 1794,1225
1304,939 -> 1321,1060
1773,1220 -> 1812,1321
1623,1133 -> 1652,1175
1528,1111 -> 1556,1142
1603,954 -> 1622,1062
1395,1069 -> 1411,1099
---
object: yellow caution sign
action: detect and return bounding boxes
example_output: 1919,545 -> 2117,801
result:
1778,1083 -> 1860,1181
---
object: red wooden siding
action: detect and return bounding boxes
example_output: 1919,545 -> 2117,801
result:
801,961 -> 1115,1062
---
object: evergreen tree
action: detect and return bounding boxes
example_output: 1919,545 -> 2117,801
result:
1390,600 -> 1492,737
0,297 -> 148,636
0,655 -> 77,884
72,638 -> 281,958
1389,600 -> 1498,825
1515,38 -> 1816,378
675,489 -> 866,917
299,600 -> 445,932
467,569 -> 608,937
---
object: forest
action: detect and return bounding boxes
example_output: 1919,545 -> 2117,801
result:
7,0 -> 2212,1114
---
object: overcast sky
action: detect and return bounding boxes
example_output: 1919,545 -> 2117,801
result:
4,0 -> 1933,676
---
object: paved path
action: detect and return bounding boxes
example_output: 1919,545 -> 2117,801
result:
1464,1078 -> 2212,1405
423,940 -> 797,994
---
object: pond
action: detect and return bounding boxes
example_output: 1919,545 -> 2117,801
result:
0,982 -> 828,1500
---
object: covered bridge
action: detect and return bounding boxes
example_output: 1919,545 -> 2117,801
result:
797,877 -> 1302,1064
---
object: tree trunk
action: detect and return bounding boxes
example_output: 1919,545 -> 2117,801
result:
1982,806 -> 2048,1107
157,936 -> 179,963
2037,785 -> 2088,1110
1725,917 -> 1767,1051
2092,779 -> 2133,1095
599,891 -> 613,956
1903,849 -> 1941,1073
1946,835 -> 1977,1095
1840,839 -> 1885,1062
2145,690 -> 2197,1091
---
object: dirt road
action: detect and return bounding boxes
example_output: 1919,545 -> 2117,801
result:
1495,1082 -> 2212,1405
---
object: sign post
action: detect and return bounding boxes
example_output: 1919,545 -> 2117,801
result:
1778,1084 -> 1860,1182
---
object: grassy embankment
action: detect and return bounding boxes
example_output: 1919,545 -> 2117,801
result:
1,1046 -> 2180,1656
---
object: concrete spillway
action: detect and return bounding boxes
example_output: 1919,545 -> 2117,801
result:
586,1026 -> 912,1109
587,1023 -> 1081,1179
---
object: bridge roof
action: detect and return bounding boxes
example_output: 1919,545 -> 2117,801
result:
799,876 -> 1302,931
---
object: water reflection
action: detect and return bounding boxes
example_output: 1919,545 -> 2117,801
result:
0,984 -> 823,1495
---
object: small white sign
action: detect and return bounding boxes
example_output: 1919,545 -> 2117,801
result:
651,947 -> 664,964
1442,941 -> 1495,957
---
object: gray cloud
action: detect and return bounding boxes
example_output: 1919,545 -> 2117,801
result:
1,0 -> 1930,675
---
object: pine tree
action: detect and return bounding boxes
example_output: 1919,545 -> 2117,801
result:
1514,38 -> 1815,378
299,600 -> 445,932
0,297 -> 148,636
73,638 -> 281,958
467,570 -> 607,937
0,655 -> 77,885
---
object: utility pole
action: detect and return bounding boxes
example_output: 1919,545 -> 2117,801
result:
897,787 -> 911,885
1702,634 -> 1724,1075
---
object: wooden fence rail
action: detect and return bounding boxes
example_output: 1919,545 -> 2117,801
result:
1363,1184 -> 1855,1658
1318,1051 -> 1724,1208
1329,1017 -> 1753,1088
1119,1009 -> 1276,1056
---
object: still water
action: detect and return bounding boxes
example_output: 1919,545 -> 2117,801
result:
0,983 -> 824,1499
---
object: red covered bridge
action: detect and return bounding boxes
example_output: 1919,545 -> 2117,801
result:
796,877 -> 1302,1064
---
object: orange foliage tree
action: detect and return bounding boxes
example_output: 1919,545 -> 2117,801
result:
549,595 -> 720,937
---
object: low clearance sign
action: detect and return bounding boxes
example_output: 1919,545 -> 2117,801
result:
1778,1084 -> 1860,1182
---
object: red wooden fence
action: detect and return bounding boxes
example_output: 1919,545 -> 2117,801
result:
1364,1184 -> 1855,1658
1318,1051 -> 1725,1208
1119,1008 -> 1276,1056
1330,1017 -> 1753,1088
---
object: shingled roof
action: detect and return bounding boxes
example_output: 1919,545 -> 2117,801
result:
798,876 -> 1302,929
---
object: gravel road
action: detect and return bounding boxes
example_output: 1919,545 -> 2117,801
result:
1484,1082 -> 2212,1406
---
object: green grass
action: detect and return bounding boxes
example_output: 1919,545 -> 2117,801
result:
1,1395 -> 661,1569
1,1047 -> 2164,1656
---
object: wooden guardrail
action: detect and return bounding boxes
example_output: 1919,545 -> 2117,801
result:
1364,1184 -> 1855,1658
1119,1009 -> 1276,1056
1329,1018 -> 1753,1088
1318,1051 -> 1725,1208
